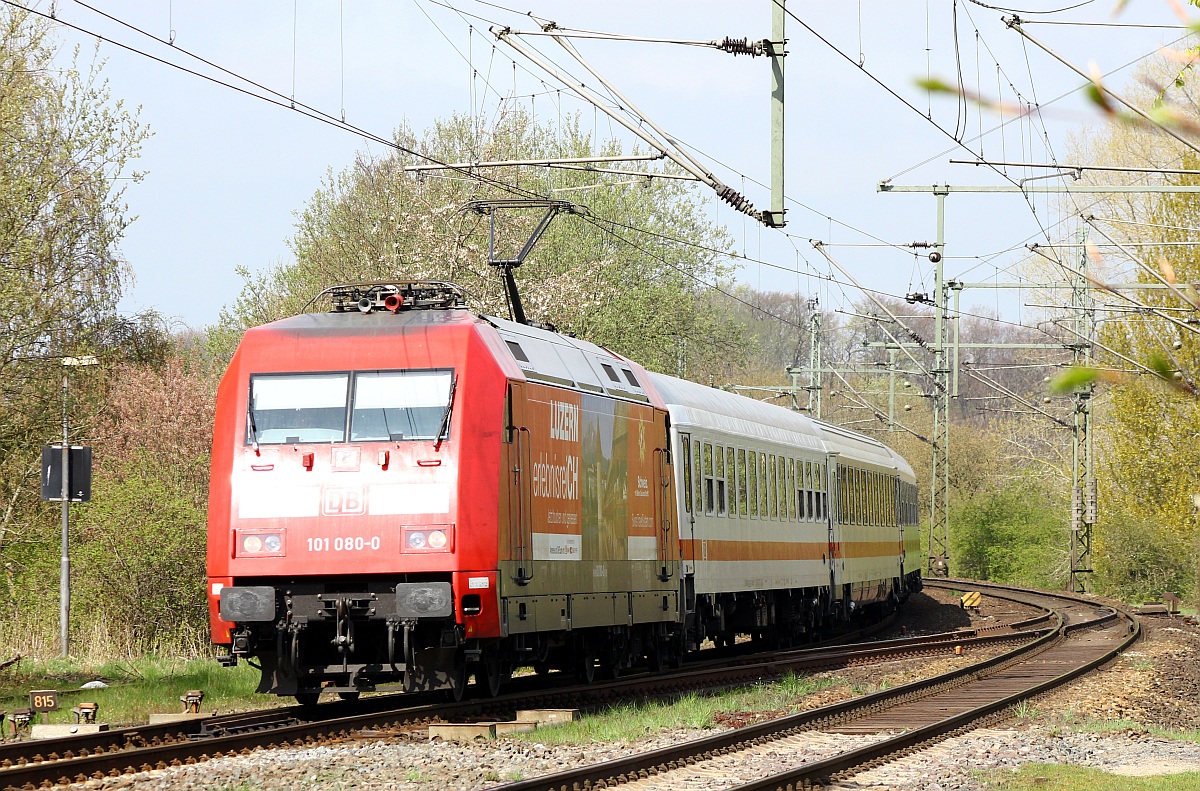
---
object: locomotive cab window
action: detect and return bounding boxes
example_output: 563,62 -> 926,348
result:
248,373 -> 349,444
247,369 -> 455,446
351,369 -> 454,442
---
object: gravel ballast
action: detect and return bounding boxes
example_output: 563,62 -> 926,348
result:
61,590 -> 1200,790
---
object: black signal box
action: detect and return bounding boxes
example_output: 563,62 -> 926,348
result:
40,445 -> 92,503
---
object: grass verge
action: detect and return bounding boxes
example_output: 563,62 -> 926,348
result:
0,656 -> 268,727
520,672 -> 841,745
982,764 -> 1200,790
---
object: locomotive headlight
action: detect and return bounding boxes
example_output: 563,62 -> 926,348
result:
401,525 -> 453,552
236,532 -> 283,556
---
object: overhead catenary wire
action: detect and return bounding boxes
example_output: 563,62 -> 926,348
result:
40,0 -> 1114,381
34,0 -> 1056,348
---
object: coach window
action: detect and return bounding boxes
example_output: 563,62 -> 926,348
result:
869,473 -> 876,525
820,464 -> 828,521
747,451 -> 759,517
870,472 -> 876,525
856,469 -> 864,525
796,461 -> 806,520
249,373 -> 349,444
753,453 -> 763,516
763,458 -> 772,520
726,447 -> 737,516
715,445 -> 727,516
680,433 -> 693,515
777,457 -> 786,519
703,443 -> 715,515
848,469 -> 855,525
865,471 -> 872,525
737,449 -> 749,516
804,462 -> 812,519
694,440 -> 703,515
838,467 -> 847,523
845,469 -> 853,524
783,459 -> 793,520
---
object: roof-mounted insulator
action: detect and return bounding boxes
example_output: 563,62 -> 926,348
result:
714,37 -> 766,57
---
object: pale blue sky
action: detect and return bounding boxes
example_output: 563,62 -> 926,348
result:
32,1 -> 1190,331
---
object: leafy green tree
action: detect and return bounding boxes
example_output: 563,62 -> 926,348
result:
950,482 -> 1067,590
211,109 -> 746,380
0,7 -> 148,651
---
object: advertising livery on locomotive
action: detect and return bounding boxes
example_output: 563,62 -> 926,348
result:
207,282 -> 921,703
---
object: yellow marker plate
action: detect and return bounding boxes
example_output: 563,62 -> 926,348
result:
961,591 -> 981,608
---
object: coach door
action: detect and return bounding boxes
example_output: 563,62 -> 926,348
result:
826,452 -> 841,592
677,432 -> 695,574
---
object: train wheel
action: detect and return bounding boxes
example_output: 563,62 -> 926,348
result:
295,691 -> 320,707
646,637 -> 663,672
476,647 -> 505,698
574,638 -> 596,684
445,650 -> 467,702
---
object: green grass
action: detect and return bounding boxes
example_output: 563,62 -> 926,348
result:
1045,711 -> 1200,744
983,764 -> 1200,790
0,655 -> 269,726
520,672 -> 839,745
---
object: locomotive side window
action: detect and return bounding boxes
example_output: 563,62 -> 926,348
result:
622,369 -> 640,387
351,370 -> 454,441
602,363 -> 621,383
248,373 -> 349,444
506,340 -> 530,362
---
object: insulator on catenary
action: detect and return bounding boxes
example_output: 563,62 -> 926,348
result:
716,185 -> 755,214
713,37 -> 766,57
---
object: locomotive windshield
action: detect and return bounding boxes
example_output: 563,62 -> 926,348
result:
247,369 -> 453,445
350,370 -> 453,441
248,374 -> 349,443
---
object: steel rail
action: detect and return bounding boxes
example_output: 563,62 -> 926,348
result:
733,581 -> 1139,790
486,581 -> 1135,791
0,608 -> 1046,789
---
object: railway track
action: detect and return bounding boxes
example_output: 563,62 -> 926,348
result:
489,579 -> 1139,791
0,597 -> 1041,791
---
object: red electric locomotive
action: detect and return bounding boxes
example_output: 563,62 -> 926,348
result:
208,282 -> 681,702
208,281 -> 922,703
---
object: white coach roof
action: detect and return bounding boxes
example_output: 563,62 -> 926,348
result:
648,371 -> 914,478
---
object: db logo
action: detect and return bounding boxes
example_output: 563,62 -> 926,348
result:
323,487 -> 365,515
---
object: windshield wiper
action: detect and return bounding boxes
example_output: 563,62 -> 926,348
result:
247,406 -> 261,455
433,374 -> 458,451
